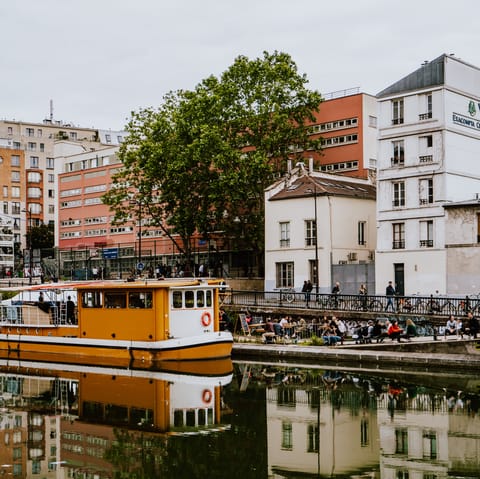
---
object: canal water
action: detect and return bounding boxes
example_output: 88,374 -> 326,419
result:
0,358 -> 479,478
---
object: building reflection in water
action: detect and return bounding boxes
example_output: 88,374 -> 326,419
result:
1,359 -> 480,478
255,365 -> 480,478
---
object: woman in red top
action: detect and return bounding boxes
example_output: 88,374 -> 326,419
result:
387,320 -> 403,342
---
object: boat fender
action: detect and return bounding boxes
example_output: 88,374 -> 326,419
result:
35,329 -> 39,335
201,311 -> 211,327
202,389 -> 212,404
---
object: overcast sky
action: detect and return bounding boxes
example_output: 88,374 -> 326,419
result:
1,0 -> 477,131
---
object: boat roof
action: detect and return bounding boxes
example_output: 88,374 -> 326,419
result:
0,278 -> 225,293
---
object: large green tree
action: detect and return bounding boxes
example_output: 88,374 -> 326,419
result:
103,51 -> 322,268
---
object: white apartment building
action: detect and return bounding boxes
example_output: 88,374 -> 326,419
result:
264,165 -> 376,293
376,54 -> 480,295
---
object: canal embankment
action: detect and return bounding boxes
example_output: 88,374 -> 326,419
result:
232,336 -> 480,372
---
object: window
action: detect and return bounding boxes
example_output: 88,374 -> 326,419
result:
27,187 -> 41,198
48,174 -> 54,183
27,142 -> 36,151
2,202 -> 7,214
30,156 -> 39,168
82,291 -> 103,308
29,203 -> 42,214
11,155 -> 20,166
392,98 -> 404,125
105,292 -> 127,308
276,262 -> 294,288
477,213 -> 480,243
368,115 -> 377,127
12,202 -> 20,214
128,291 -> 152,309
395,428 -> 408,454
280,222 -> 290,248
27,171 -> 41,183
422,431 -> 437,459
305,219 -> 316,247
39,143 -> 44,152
393,182 -> 405,207
13,141 -> 20,149
419,93 -> 433,120
105,134 -> 111,143
48,189 -> 55,198
419,178 -> 433,205
2,186 -> 7,197
420,220 -> 433,247
307,424 -> 319,452
7,126 -> 12,135
48,204 -> 55,214
358,221 -> 366,245
281,422 -> 293,450
391,140 -> 405,166
11,171 -> 20,182
361,418 -> 369,446
70,131 -> 77,140
46,157 -> 54,169
11,187 -> 20,198
26,127 -> 34,136
37,128 -> 42,137
393,223 -> 405,249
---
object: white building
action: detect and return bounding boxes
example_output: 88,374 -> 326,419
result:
376,54 -> 480,295
264,165 -> 376,293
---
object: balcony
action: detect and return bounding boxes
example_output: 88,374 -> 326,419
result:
420,240 -> 434,247
419,155 -> 433,163
419,112 -> 433,121
392,241 -> 405,249
419,198 -> 432,205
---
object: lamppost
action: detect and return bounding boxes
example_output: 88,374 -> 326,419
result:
22,207 -> 33,285
306,182 -> 319,296
129,199 -> 142,275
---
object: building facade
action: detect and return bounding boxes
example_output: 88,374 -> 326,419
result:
264,166 -> 376,293
375,54 -> 480,295
307,90 -> 377,180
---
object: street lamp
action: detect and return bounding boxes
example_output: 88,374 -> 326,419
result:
22,207 -> 33,285
306,182 -> 319,296
129,199 -> 142,275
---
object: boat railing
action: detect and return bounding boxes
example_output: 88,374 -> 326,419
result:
0,303 -> 77,327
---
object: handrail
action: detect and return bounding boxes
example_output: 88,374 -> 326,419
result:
220,291 -> 475,318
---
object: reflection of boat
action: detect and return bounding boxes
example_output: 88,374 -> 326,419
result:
0,279 -> 233,366
0,358 -> 232,476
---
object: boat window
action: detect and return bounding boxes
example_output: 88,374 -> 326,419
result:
185,291 -> 195,308
197,290 -> 204,307
172,291 -> 183,308
128,292 -> 152,309
82,291 -> 103,308
105,292 -> 127,309
206,290 -> 212,307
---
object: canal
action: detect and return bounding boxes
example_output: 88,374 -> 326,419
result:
0,358 -> 479,478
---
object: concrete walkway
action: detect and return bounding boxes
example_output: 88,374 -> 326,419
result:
232,336 -> 480,372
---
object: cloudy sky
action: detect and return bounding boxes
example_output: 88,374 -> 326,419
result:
1,0 -> 477,131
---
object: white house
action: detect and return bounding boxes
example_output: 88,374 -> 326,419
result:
264,166 -> 376,294
376,54 -> 480,295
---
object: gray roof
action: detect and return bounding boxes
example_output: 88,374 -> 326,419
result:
377,54 -> 447,98
269,175 -> 376,202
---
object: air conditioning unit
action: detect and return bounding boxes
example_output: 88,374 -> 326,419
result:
347,252 -> 357,261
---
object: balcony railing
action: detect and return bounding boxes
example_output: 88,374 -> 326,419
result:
392,118 -> 404,125
420,239 -> 434,247
390,157 -> 405,167
419,112 -> 433,120
419,155 -> 433,163
392,241 -> 405,249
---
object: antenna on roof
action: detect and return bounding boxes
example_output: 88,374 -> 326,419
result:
50,99 -> 54,121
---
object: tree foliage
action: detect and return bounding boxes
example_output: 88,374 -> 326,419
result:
103,51 -> 322,264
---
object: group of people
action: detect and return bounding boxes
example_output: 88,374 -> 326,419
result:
352,318 -> 417,343
36,292 -> 76,323
443,312 -> 479,339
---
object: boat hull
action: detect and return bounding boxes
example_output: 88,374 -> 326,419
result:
0,331 -> 233,368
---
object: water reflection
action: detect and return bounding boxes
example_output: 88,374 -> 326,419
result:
1,359 -> 480,478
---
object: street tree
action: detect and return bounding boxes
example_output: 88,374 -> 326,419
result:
103,51 -> 322,272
